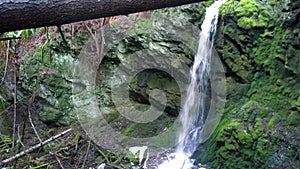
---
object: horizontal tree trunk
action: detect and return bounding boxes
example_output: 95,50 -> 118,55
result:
0,0 -> 203,33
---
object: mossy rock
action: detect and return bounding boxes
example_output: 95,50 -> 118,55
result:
19,41 -> 77,126
196,97 -> 299,168
0,94 -> 12,137
287,111 -> 300,126
121,113 -> 175,138
220,0 -> 273,30
194,0 -> 300,168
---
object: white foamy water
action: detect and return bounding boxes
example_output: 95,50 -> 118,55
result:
158,153 -> 194,169
158,0 -> 227,168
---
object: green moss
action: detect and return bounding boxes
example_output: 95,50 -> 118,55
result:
258,10 -> 270,27
104,108 -> 120,124
235,0 -> 259,29
294,96 -> 300,111
0,95 -> 4,111
235,0 -> 259,17
219,0 -> 238,15
212,118 -> 274,168
221,0 -> 273,30
121,113 -> 175,138
196,0 -> 300,167
267,114 -> 280,129
237,16 -> 257,30
196,96 -> 298,168
287,111 -> 300,126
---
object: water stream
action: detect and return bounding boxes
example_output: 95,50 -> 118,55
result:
158,0 -> 227,168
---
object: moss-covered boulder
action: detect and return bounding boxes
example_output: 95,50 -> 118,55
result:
195,0 -> 300,168
19,38 -> 78,126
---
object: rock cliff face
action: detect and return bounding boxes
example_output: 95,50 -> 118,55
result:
84,11 -> 199,139
195,0 -> 300,168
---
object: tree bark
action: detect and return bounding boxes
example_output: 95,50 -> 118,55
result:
0,0 -> 204,33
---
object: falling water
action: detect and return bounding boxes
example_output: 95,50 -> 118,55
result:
176,0 -> 226,155
158,0 -> 226,168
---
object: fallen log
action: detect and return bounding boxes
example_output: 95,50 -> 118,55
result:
0,0 -> 204,33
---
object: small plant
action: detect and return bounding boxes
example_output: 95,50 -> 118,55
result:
124,151 -> 140,165
0,135 -> 12,152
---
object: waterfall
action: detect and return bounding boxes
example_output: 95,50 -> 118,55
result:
176,0 -> 227,155
158,0 -> 226,168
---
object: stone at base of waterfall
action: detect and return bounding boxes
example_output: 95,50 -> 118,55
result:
97,163 -> 106,169
158,153 -> 196,169
197,164 -> 213,169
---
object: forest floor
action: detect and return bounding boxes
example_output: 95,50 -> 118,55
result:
0,124 -> 140,169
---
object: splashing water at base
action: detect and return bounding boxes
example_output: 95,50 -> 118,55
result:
158,153 -> 194,169
158,0 -> 227,168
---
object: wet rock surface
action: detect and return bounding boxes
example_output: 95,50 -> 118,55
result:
195,0 -> 300,168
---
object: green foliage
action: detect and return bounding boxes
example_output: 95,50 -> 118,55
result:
235,0 -> 259,17
219,1 -> 238,15
237,17 -> 257,30
0,135 -> 11,147
124,151 -> 140,165
220,0 -> 273,29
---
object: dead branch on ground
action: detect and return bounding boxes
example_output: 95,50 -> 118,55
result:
0,128 -> 72,166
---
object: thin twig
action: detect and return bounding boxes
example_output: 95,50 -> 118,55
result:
28,108 -> 42,143
97,147 -> 110,163
81,139 -> 91,169
83,22 -> 100,59
57,25 -> 68,45
0,128 -> 72,165
54,152 -> 65,169
0,142 -> 12,149
71,24 -> 75,41
107,162 -> 123,169
28,86 -> 42,143
30,162 -> 51,169
12,44 -> 17,148
17,125 -> 25,148
0,37 -> 21,41
99,18 -> 106,63
180,159 -> 187,169
41,27 -> 49,62
0,40 -> 9,86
